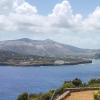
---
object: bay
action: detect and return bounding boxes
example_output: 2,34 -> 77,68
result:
0,60 -> 100,100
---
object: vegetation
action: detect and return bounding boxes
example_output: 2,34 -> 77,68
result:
72,78 -> 82,87
17,78 -> 100,100
17,93 -> 29,100
88,79 -> 100,87
94,91 -> 100,100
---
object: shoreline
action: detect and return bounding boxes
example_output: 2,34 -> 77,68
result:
0,60 -> 92,67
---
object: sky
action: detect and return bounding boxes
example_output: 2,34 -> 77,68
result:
0,0 -> 100,49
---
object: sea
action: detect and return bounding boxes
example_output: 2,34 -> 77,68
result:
0,59 -> 100,100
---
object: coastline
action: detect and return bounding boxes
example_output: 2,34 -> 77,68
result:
0,59 -> 92,67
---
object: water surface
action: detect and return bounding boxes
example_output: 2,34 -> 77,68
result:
0,60 -> 100,100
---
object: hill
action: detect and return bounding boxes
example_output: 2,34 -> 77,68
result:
0,38 -> 98,66
0,38 -> 89,57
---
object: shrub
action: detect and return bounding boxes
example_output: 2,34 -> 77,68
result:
89,79 -> 100,85
55,87 -> 64,96
29,91 -> 53,100
63,82 -> 75,88
41,92 -> 52,100
72,78 -> 82,87
17,92 -> 29,100
94,91 -> 100,100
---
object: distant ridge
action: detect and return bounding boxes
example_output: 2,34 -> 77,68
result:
0,38 -> 98,57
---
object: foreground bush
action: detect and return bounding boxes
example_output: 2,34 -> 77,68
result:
17,93 -> 29,100
72,78 -> 82,87
94,91 -> 100,100
29,90 -> 54,100
88,79 -> 100,87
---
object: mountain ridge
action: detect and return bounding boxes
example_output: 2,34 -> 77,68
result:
0,38 -> 99,58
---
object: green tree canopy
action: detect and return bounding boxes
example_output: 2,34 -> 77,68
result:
17,92 -> 29,100
72,78 -> 82,87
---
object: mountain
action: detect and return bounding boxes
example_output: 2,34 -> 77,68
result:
0,38 -> 88,57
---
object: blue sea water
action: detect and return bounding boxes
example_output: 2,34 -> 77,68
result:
0,60 -> 100,100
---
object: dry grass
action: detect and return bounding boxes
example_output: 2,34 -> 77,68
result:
64,90 -> 98,100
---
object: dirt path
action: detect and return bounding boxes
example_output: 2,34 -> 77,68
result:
64,90 -> 97,100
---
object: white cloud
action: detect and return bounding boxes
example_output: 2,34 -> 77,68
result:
0,0 -> 14,14
14,1 -> 37,15
83,7 -> 100,32
0,0 -> 39,32
48,0 -> 83,31
0,0 -> 100,48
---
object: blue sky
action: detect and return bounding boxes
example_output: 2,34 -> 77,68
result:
27,0 -> 100,16
0,0 -> 100,49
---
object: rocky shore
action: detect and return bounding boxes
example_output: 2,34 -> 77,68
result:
0,59 -> 92,66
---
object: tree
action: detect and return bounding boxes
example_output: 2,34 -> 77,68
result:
17,92 -> 29,100
72,78 -> 82,87
63,82 -> 75,88
89,79 -> 100,85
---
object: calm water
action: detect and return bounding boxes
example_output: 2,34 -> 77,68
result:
0,60 -> 100,100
